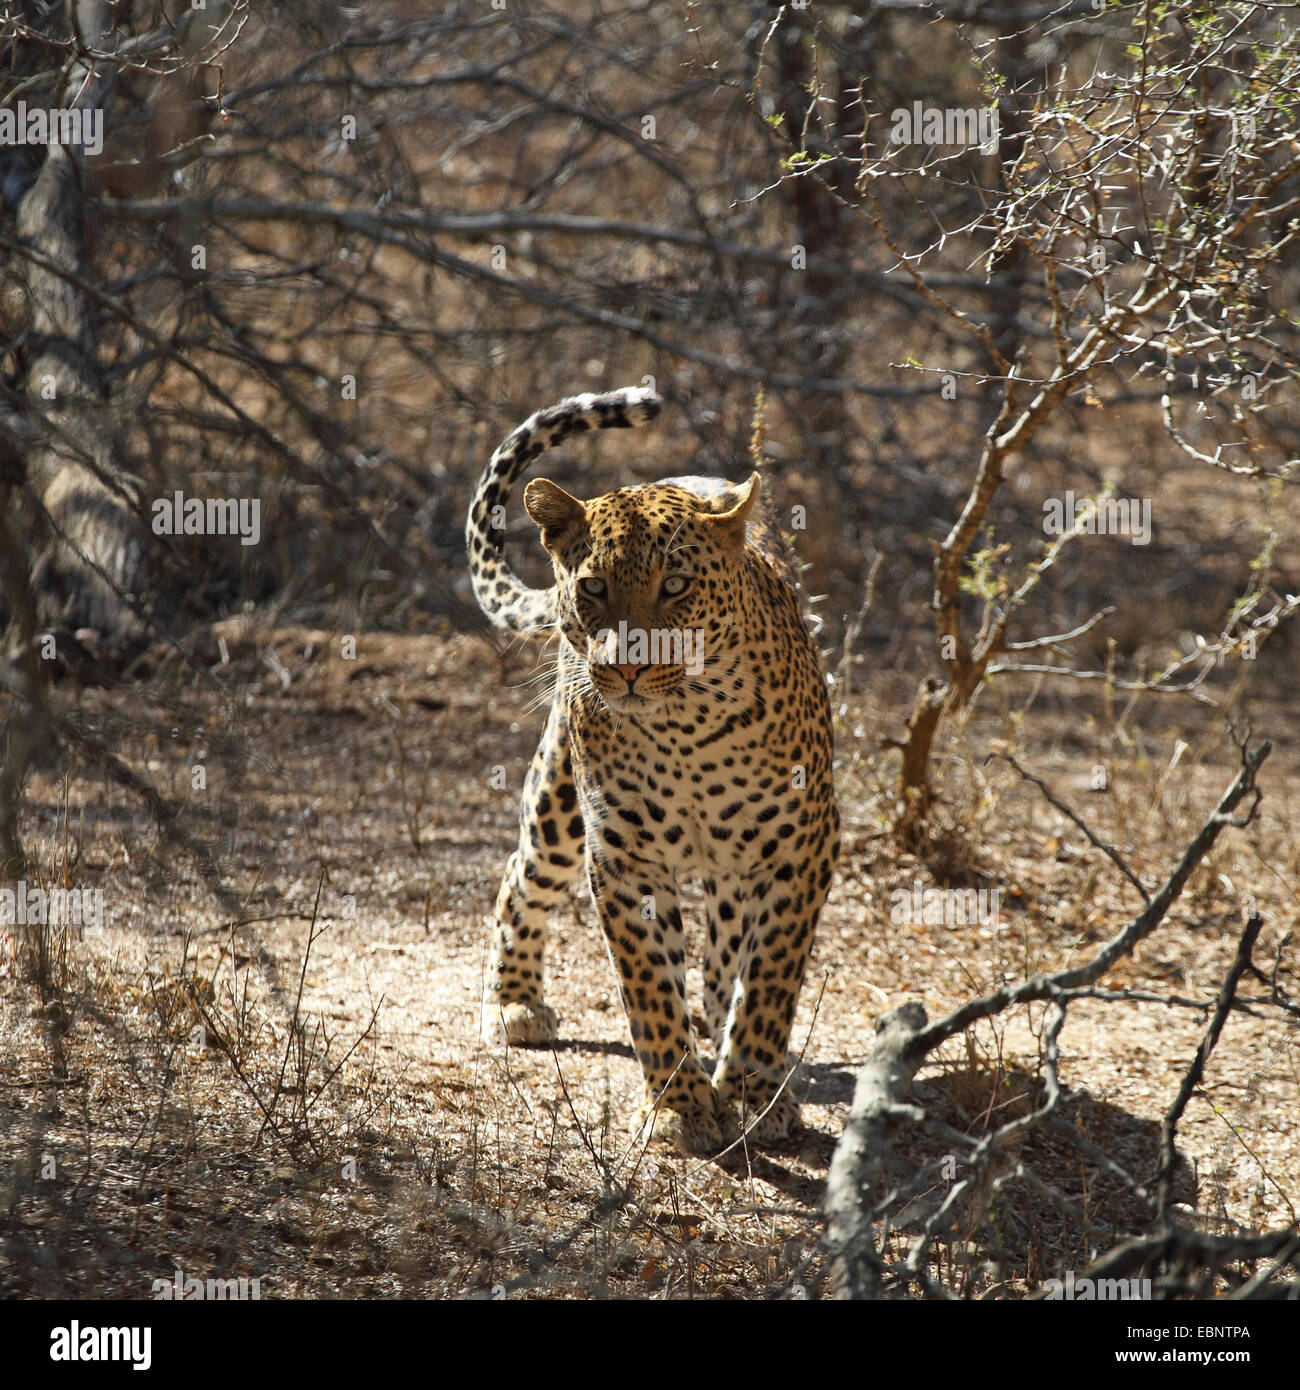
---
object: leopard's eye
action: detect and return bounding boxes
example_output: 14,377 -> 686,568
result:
661,575 -> 690,598
579,576 -> 607,598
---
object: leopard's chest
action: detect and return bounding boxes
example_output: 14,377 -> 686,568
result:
573,705 -> 791,878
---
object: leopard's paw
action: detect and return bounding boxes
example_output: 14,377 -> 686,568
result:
738,1087 -> 800,1145
634,1093 -> 729,1157
715,1068 -> 801,1146
482,999 -> 558,1048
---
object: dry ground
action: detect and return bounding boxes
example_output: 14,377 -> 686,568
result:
2,625 -> 1297,1299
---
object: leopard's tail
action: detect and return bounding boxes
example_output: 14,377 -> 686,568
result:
466,386 -> 662,636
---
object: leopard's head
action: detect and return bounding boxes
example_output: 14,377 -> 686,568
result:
523,473 -> 760,715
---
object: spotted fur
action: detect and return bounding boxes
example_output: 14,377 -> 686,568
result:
466,388 -> 663,637
468,387 -> 839,1155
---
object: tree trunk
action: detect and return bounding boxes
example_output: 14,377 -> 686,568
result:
11,1 -> 148,657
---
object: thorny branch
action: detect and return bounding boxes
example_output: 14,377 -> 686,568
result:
824,736 -> 1296,1299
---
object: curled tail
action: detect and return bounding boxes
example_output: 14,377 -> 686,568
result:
466,386 -> 662,635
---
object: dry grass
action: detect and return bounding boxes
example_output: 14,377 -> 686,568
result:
2,624 -> 1296,1299
4,0 -> 1297,1304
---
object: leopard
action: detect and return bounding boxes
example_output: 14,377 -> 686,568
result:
466,385 -> 839,1155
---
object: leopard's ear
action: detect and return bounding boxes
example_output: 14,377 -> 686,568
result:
705,471 -> 761,542
524,478 -> 587,547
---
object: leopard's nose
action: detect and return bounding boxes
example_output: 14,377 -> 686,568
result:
614,663 -> 649,685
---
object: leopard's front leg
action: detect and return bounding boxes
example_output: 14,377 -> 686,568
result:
713,850 -> 835,1144
587,854 -> 728,1155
